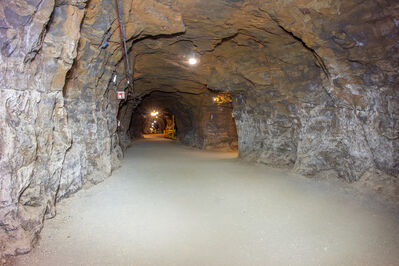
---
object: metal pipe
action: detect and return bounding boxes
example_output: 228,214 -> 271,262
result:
115,0 -> 132,84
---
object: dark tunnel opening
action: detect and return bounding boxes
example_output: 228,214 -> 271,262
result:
126,91 -> 238,151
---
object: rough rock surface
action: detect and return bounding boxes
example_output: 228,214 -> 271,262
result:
0,0 -> 398,258
0,0 -> 185,257
123,0 -> 398,190
0,0 -> 87,256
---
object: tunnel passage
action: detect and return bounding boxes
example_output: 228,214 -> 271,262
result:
120,91 -> 239,151
1,0 -> 399,258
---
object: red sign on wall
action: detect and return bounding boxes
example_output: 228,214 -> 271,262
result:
117,91 -> 125,100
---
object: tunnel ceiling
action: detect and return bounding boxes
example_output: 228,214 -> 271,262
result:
125,0 -> 398,101
130,0 -> 322,97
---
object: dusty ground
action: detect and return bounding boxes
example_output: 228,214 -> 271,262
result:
14,135 -> 399,266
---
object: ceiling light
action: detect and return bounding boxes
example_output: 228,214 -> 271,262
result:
151,111 -> 159,116
188,57 -> 198,65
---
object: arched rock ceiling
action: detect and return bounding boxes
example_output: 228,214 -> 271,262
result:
128,0 -> 399,105
130,0 -> 313,97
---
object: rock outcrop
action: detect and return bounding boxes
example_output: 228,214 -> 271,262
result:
0,0 -> 87,256
1,0 -> 398,258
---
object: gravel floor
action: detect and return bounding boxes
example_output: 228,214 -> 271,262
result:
15,135 -> 399,266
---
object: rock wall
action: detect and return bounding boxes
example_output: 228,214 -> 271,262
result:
191,94 -> 238,151
203,0 -> 398,195
0,0 -> 87,256
261,0 -> 399,186
60,0 -> 122,197
226,1 -> 399,192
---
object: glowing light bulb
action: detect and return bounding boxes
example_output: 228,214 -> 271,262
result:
188,57 -> 198,65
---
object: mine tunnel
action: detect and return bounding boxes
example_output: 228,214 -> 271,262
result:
127,91 -> 238,150
1,0 -> 399,265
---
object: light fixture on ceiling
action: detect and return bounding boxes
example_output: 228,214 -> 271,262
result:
151,111 -> 159,116
188,57 -> 198,65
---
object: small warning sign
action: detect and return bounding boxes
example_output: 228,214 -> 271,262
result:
117,91 -> 125,100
